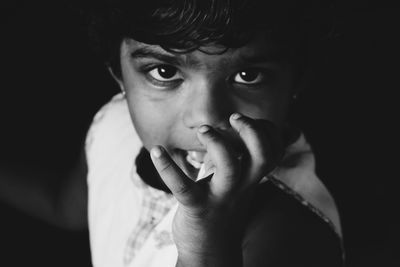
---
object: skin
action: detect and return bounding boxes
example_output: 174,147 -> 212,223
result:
115,33 -> 298,266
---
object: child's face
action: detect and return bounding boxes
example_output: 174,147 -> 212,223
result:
118,33 -> 296,179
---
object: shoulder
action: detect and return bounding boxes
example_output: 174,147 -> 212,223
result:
242,182 -> 343,267
85,93 -> 141,167
85,93 -> 133,149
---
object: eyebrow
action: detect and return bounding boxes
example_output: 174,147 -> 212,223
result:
130,46 -> 280,67
130,46 -> 185,66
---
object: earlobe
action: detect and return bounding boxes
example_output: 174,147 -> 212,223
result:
108,67 -> 126,96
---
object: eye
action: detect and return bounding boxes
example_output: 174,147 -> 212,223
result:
233,69 -> 264,85
148,65 -> 181,81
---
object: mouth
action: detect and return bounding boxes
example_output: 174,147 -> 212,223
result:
169,131 -> 244,180
171,149 -> 208,180
186,150 -> 206,169
184,150 -> 218,181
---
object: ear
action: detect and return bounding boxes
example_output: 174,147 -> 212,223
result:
108,67 -> 126,95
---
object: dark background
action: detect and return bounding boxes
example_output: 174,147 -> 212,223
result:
0,2 -> 398,266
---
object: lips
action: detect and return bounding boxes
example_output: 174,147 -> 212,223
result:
175,149 -> 210,180
186,150 -> 206,169
170,149 -> 206,180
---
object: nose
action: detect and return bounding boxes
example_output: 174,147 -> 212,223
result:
182,80 -> 233,130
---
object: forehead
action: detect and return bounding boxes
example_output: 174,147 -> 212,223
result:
121,33 -> 288,68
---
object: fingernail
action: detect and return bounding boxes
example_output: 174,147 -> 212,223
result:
198,125 -> 210,134
151,146 -> 163,158
231,113 -> 242,120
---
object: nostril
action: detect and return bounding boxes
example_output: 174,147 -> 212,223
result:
182,110 -> 231,130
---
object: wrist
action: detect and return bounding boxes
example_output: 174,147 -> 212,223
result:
172,204 -> 245,267
175,229 -> 242,267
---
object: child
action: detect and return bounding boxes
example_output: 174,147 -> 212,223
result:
1,0 -> 344,266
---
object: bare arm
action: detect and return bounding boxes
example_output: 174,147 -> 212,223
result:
242,183 -> 343,267
0,148 -> 88,230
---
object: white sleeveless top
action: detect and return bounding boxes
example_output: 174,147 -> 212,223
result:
85,93 -> 342,267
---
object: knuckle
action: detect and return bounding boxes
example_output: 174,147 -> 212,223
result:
174,183 -> 191,196
157,160 -> 174,174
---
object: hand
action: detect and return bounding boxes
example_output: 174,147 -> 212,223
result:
150,113 -> 283,266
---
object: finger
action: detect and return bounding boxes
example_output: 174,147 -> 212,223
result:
150,146 -> 199,206
229,113 -> 283,186
196,125 -> 241,196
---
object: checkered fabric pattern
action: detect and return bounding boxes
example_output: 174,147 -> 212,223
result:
123,170 -> 176,266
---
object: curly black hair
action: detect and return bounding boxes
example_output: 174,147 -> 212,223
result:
85,0 -> 337,77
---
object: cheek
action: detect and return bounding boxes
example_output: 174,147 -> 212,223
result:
126,96 -> 180,150
264,100 -> 291,130
238,95 -> 290,125
260,87 -> 292,127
